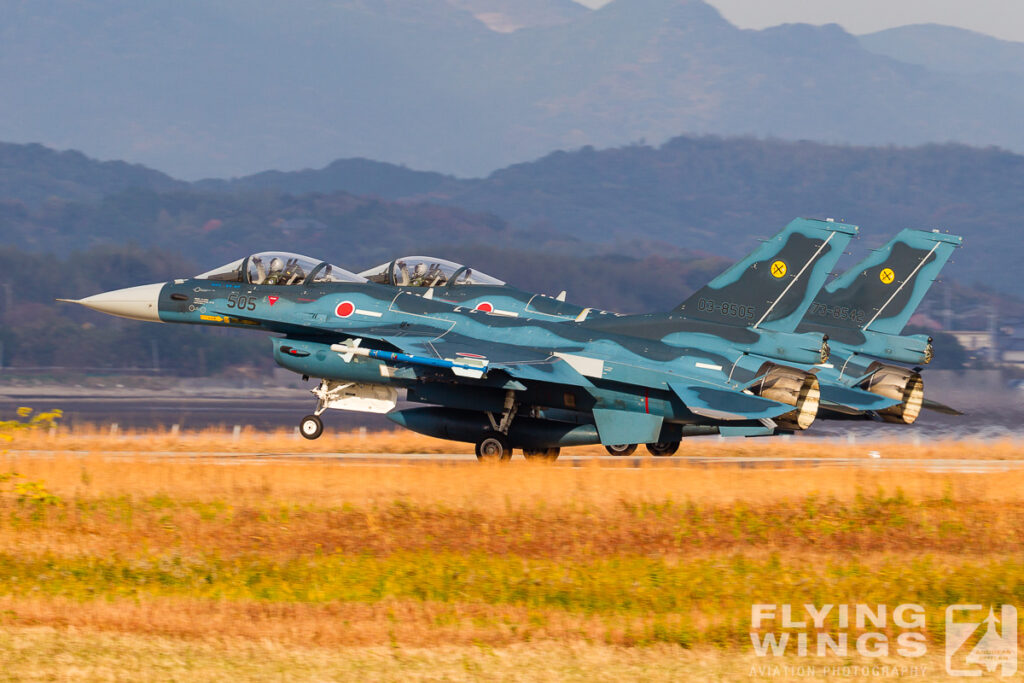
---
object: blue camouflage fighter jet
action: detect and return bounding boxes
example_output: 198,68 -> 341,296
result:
565,228 -> 962,430
60,218 -> 914,461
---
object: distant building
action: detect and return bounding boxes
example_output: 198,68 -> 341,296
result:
999,319 -> 1024,368
949,330 -> 995,353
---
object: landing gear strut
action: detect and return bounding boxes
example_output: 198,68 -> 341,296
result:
646,441 -> 679,457
477,390 -> 520,462
299,380 -> 334,440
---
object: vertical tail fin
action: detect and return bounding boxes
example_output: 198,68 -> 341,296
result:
675,218 -> 858,333
802,229 -> 962,335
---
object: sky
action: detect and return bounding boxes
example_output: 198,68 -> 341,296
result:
574,0 -> 1024,42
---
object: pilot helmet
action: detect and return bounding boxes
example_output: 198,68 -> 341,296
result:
269,257 -> 284,272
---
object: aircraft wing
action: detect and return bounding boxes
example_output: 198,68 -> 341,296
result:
330,325 -> 596,388
818,381 -> 900,412
324,325 -> 799,424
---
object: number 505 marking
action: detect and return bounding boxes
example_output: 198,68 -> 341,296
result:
227,293 -> 256,311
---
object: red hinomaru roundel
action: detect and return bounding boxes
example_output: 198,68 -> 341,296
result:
475,302 -> 494,313
335,301 -> 355,318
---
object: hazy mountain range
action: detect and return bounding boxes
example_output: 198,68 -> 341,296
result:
4,0 -> 1024,179
2,136 -> 1022,298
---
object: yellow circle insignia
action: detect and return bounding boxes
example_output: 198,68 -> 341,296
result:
770,260 -> 788,278
879,268 -> 896,284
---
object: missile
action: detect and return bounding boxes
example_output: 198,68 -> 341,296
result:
330,339 -> 488,379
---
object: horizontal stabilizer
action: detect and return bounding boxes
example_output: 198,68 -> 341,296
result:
591,409 -> 664,445
669,382 -> 793,421
818,382 -> 900,412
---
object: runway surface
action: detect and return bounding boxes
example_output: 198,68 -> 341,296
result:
2,389 -> 1024,454
6,449 -> 1024,472
3,393 -> 1023,439
0,394 -> 395,431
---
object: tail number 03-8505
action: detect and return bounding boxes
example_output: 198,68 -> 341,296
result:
226,293 -> 257,311
696,298 -> 755,320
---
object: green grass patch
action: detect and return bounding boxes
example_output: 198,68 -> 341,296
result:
2,551 -> 1023,617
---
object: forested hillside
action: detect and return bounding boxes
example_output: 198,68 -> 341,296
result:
8,137 -> 1014,292
428,137 -> 1024,292
1,135 -> 1020,373
3,136 -> 1023,292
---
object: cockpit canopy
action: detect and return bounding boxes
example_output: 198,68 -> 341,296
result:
359,256 -> 505,288
195,252 -> 366,286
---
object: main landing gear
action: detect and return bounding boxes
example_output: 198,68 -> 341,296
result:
605,443 -> 679,457
474,391 -> 560,462
475,432 -> 512,461
475,436 -> 560,462
477,390 -> 519,461
646,441 -> 680,456
522,447 -> 561,461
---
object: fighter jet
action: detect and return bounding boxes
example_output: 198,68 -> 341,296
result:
61,219 -> 868,460
795,229 -> 963,422
360,226 -> 960,440
567,228 -> 962,431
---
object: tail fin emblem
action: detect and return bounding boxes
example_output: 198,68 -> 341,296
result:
770,260 -> 788,278
879,268 -> 896,284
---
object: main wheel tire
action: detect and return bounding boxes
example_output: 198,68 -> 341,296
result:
523,447 -> 560,461
475,433 -> 512,462
300,414 -> 324,440
645,441 -> 679,457
605,443 -> 637,456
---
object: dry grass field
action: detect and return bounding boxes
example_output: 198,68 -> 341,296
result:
9,422 -> 1024,459
1,425 -> 1022,679
0,631 -> 963,681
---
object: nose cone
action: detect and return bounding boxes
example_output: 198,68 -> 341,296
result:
58,282 -> 165,322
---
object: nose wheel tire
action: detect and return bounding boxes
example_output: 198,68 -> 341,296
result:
605,443 -> 637,456
646,441 -> 679,457
475,433 -> 512,462
300,415 -> 324,440
523,447 -> 560,461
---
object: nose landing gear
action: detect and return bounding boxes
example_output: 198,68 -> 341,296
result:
296,379 -> 399,440
300,414 -> 324,440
